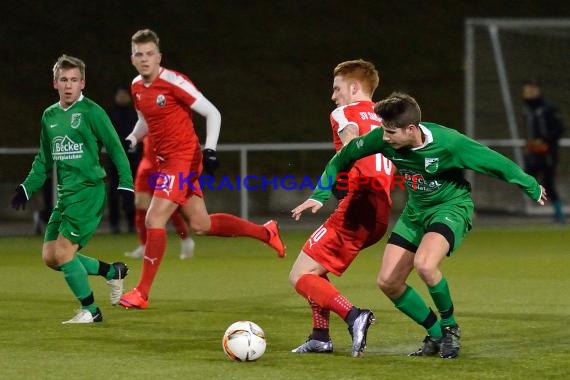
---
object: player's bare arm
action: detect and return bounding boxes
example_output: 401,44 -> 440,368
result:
338,123 -> 359,146
538,185 -> 547,205
291,199 -> 323,221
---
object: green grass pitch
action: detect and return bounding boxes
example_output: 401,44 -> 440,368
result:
0,226 -> 569,379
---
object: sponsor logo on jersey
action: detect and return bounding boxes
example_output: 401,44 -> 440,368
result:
358,111 -> 382,122
398,169 -> 443,192
156,94 -> 166,107
71,113 -> 82,129
425,158 -> 439,173
52,135 -> 84,160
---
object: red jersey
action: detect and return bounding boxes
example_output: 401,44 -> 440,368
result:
131,67 -> 202,161
141,135 -> 154,160
137,136 -> 156,171
330,101 -> 393,199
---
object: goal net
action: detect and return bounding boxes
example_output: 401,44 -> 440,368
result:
464,18 -> 570,216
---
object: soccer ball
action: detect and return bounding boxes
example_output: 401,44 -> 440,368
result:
222,321 -> 266,362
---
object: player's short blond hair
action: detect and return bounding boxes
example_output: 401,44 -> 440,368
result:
131,29 -> 160,52
333,59 -> 379,97
52,54 -> 86,81
374,92 -> 422,128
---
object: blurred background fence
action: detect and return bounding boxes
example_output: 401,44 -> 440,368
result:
2,137 -> 568,235
1,16 -> 569,235
465,18 -> 570,214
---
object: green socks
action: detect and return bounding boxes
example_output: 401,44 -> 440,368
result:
76,253 -> 114,279
428,277 -> 457,327
393,278 -> 457,337
393,285 -> 442,338
60,256 -> 97,313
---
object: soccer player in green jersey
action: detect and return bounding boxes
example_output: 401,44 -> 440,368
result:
292,92 -> 547,358
10,55 -> 134,324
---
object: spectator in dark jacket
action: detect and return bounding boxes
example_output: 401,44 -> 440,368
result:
106,85 -> 140,233
522,79 -> 566,223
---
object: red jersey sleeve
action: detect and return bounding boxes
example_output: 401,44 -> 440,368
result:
130,68 -> 202,161
331,102 -> 394,196
166,70 -> 203,107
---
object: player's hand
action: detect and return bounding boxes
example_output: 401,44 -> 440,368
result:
537,185 -> 547,205
124,135 -> 137,153
10,186 -> 28,210
202,149 -> 220,176
118,188 -> 134,204
291,199 -> 322,221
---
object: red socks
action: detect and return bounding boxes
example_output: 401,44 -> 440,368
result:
310,299 -> 330,329
135,209 -> 147,245
295,274 -> 353,320
138,213 -> 266,243
170,211 -> 188,239
208,213 -> 268,241
137,228 -> 166,299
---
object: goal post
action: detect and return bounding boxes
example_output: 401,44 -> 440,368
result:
464,18 -> 570,215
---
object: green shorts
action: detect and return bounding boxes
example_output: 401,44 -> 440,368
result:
44,182 -> 106,248
390,198 -> 474,255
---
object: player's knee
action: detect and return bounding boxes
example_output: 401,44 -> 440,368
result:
377,272 -> 398,297
145,212 -> 168,229
414,260 -> 438,284
190,219 -> 209,235
42,243 -> 61,268
192,228 -> 208,236
376,273 -> 387,291
42,254 -> 59,270
288,270 -> 301,288
42,251 -> 66,269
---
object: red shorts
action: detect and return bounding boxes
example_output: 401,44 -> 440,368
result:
303,188 -> 390,276
134,157 -> 157,194
151,154 -> 203,205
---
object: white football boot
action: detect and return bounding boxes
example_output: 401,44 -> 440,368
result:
179,237 -> 196,260
62,308 -> 103,324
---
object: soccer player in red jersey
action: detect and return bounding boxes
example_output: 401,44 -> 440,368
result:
120,29 -> 285,309
290,60 -> 394,357
124,136 -> 196,260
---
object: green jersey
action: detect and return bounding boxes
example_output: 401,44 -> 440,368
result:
21,95 -> 133,198
311,122 -> 541,208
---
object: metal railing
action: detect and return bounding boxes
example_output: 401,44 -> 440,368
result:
2,139 -> 569,219
1,143 -> 333,220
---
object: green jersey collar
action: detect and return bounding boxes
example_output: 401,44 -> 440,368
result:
411,123 -> 433,150
58,93 -> 85,111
